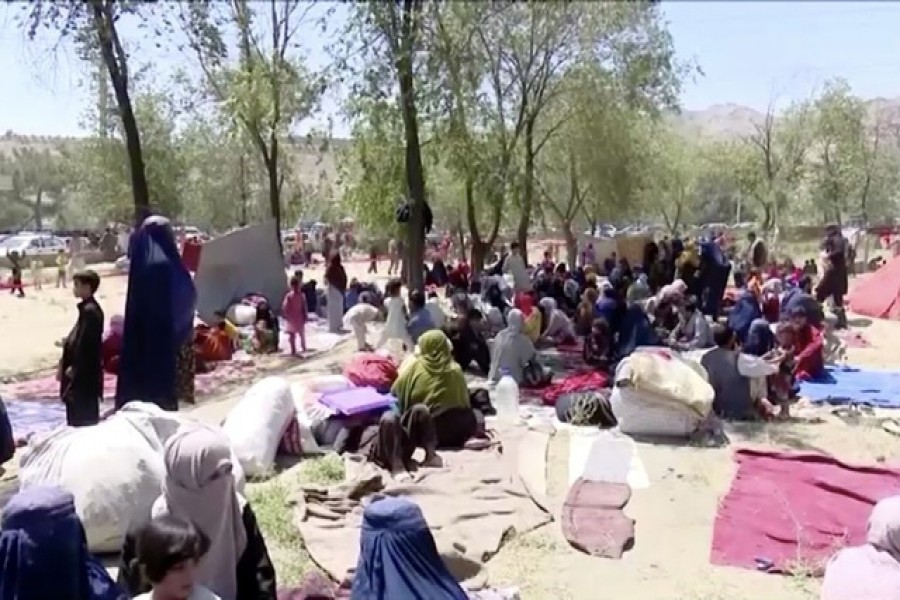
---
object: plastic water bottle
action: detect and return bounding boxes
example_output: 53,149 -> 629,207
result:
494,369 -> 520,424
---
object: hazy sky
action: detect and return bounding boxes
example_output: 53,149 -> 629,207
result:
2,2 -> 899,138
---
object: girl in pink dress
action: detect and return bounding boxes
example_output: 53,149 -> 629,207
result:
282,275 -> 308,356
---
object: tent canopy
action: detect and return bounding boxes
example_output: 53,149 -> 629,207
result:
847,257 -> 900,320
194,220 -> 288,323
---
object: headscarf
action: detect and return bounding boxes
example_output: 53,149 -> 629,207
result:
762,277 -> 783,296
538,297 -> 572,340
0,486 -> 126,600
563,279 -> 579,303
614,304 -> 660,360
743,318 -> 774,357
391,330 -> 468,414
116,215 -> 197,410
325,253 -> 348,292
821,496 -> 900,600
868,496 -> 900,560
726,290 -> 762,344
351,497 -> 467,600
514,292 -> 535,317
505,308 -> 524,334
595,286 -> 619,324
154,423 -> 247,599
658,279 -> 687,302
107,314 -> 125,338
626,274 -> 651,303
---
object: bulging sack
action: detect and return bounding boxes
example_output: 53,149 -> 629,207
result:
615,347 -> 713,415
18,410 -> 164,554
223,377 -> 295,476
18,402 -> 245,554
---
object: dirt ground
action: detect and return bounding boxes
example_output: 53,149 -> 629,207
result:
2,256 -> 899,599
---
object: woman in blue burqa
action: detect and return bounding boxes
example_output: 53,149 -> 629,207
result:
0,485 -> 127,600
352,496 -> 467,600
116,215 -> 197,411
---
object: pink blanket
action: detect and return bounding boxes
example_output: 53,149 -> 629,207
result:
2,361 -> 257,402
711,448 -> 900,573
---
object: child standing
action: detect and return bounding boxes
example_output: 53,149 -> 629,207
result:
281,275 -> 308,356
377,278 -> 412,354
29,255 -> 43,291
56,248 -> 67,287
8,250 -> 24,297
133,515 -> 220,600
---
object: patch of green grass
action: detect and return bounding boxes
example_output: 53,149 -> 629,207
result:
245,454 -> 347,587
297,453 -> 346,485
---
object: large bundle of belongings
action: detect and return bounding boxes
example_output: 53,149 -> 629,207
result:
18,402 -> 246,553
610,346 -> 714,438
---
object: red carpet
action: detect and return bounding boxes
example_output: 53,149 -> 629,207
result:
710,448 -> 900,573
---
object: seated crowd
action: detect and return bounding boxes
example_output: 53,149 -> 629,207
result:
320,235 -> 832,461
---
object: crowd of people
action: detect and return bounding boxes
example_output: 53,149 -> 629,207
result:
0,212 -> 866,599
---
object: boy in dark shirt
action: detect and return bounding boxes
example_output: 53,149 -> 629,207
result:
58,270 -> 105,426
8,250 -> 24,297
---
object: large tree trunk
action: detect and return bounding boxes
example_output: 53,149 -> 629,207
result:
517,117 -> 536,258
92,1 -> 150,220
564,224 -> 577,270
34,188 -> 43,231
238,155 -> 248,227
396,0 -> 426,293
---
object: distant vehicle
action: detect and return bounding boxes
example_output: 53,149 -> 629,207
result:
0,233 -> 68,261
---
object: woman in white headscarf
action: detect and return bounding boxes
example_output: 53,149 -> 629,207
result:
821,496 -> 900,599
487,309 -> 538,384
538,297 -> 575,344
117,424 -> 277,600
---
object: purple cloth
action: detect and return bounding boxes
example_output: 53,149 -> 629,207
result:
319,388 -> 395,416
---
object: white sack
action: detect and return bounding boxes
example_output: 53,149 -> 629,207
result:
223,377 -> 295,476
610,386 -> 703,438
615,347 -> 714,416
19,401 -> 246,554
19,406 -> 164,554
112,402 -> 246,490
227,304 -> 257,327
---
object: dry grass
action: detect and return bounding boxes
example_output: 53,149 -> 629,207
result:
245,453 -> 346,587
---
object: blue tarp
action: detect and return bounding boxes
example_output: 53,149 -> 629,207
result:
799,365 -> 900,408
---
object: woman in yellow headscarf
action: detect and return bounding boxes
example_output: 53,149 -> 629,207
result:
372,330 -> 477,472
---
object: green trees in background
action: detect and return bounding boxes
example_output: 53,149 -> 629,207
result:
6,1 -> 900,271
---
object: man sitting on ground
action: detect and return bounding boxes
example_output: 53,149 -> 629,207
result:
700,324 -> 779,421
668,295 -> 713,351
406,290 -> 437,345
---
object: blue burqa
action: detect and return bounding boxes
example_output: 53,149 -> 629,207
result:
351,497 -> 467,600
116,217 -> 196,410
0,486 -> 126,600
744,318 -> 775,357
613,304 -> 660,361
727,291 -> 763,344
699,241 -> 731,318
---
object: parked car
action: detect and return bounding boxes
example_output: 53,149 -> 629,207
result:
0,234 -> 69,269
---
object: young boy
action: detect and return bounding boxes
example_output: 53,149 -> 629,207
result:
134,515 -> 220,600
8,250 -> 24,297
58,270 -> 104,427
56,248 -> 68,288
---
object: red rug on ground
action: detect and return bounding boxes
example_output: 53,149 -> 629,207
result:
710,448 -> 900,573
